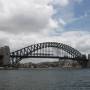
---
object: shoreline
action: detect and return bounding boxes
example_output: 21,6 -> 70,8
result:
0,67 -> 88,70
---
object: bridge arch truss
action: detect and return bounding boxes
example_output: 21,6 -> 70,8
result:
10,42 -> 83,65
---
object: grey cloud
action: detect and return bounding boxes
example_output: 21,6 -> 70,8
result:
76,40 -> 90,54
0,38 -> 10,47
0,14 -> 49,33
0,0 -> 53,33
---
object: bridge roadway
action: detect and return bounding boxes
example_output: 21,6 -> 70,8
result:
10,55 -> 85,61
10,54 -> 88,68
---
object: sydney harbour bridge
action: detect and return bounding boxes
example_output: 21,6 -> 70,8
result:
0,42 -> 90,68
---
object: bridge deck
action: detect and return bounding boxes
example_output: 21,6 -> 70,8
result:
10,55 -> 85,61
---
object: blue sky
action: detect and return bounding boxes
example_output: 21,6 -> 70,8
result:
74,0 -> 90,17
67,0 -> 90,31
52,0 -> 90,33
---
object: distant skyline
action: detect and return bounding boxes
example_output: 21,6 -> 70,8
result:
0,0 -> 90,54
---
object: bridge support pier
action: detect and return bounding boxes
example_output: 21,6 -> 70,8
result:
0,46 -> 10,66
58,58 -> 62,67
78,55 -> 88,68
58,58 -> 65,67
87,54 -> 90,68
79,60 -> 88,68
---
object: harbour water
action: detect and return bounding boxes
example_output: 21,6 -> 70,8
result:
0,68 -> 90,90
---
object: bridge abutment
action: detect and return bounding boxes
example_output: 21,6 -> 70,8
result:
87,54 -> 90,68
78,55 -> 88,68
0,46 -> 10,66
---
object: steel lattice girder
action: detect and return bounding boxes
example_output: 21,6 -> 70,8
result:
10,42 -> 82,64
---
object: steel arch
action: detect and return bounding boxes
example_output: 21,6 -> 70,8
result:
10,42 -> 82,64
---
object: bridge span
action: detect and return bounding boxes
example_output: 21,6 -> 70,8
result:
0,42 -> 90,68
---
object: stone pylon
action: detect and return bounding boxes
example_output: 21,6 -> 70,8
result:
0,46 -> 10,66
87,54 -> 90,68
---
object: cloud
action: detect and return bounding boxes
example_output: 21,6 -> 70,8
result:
59,18 -> 66,25
52,0 -> 83,7
0,30 -> 89,55
52,0 -> 75,27
0,0 -> 57,33
53,0 -> 69,7
57,31 -> 90,54
0,0 -> 89,56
